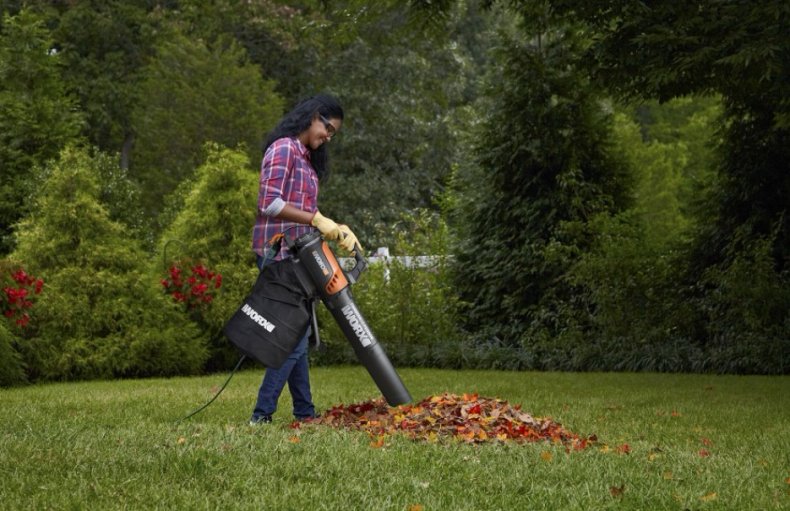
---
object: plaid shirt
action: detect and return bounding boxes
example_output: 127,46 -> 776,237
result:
252,137 -> 319,260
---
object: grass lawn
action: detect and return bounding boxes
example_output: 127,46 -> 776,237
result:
1,366 -> 789,510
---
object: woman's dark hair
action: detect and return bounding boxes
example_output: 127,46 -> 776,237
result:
263,93 -> 344,181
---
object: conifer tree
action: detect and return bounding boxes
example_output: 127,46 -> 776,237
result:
450,13 -> 630,350
0,9 -> 82,253
130,30 -> 283,218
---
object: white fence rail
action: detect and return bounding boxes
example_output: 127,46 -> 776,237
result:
339,247 -> 445,282
339,247 -> 441,269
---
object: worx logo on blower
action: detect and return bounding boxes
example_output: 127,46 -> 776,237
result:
341,303 -> 373,347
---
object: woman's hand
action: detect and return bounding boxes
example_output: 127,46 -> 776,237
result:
337,224 -> 362,254
310,211 -> 343,241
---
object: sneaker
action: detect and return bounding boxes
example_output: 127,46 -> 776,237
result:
249,415 -> 272,426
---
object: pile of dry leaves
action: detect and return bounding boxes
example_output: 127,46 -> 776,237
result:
305,392 -> 595,450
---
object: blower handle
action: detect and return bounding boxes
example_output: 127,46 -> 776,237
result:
345,243 -> 367,285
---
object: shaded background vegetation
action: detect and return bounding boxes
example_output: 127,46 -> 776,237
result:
1,0 -> 787,384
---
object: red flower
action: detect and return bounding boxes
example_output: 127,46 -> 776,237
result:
12,270 -> 29,284
191,283 -> 208,296
16,313 -> 29,328
2,267 -> 44,329
161,261 -> 222,312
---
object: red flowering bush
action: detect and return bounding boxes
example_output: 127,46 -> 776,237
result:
2,268 -> 44,329
161,261 -> 222,311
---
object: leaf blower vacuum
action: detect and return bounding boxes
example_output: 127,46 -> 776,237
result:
224,229 -> 412,407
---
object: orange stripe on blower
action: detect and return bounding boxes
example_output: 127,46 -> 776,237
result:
321,242 -> 348,295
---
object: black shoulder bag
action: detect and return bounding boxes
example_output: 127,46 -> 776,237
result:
223,256 -> 312,369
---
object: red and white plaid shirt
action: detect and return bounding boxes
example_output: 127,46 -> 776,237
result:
252,137 -> 319,260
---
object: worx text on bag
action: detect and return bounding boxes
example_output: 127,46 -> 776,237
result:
224,258 -> 311,369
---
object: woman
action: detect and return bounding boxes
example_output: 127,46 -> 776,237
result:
249,94 -> 359,425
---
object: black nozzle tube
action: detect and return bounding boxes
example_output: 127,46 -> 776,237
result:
325,288 -> 412,406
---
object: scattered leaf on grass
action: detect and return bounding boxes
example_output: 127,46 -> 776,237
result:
784,476 -> 790,485
407,505 -> 424,511
616,443 -> 631,455
700,492 -> 717,502
308,393 -> 595,449
609,484 -> 625,497
663,471 -> 674,480
540,450 -> 553,462
701,437 -> 713,447
288,435 -> 300,444
176,436 -> 186,445
698,448 -> 711,458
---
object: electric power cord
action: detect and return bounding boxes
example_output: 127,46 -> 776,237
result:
176,354 -> 246,423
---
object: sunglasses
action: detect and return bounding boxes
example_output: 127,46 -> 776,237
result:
319,115 -> 337,138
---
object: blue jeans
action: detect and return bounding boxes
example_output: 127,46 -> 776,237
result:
250,330 -> 315,420
250,254 -> 315,421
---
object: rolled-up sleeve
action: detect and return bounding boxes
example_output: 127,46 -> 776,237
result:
258,139 -> 294,217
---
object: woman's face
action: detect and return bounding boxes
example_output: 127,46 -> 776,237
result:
301,114 -> 342,150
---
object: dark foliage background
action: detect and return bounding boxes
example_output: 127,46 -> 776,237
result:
0,0 -> 786,383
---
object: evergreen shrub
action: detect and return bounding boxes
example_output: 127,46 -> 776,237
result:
12,146 -> 207,381
156,144 -> 260,371
695,232 -> 790,374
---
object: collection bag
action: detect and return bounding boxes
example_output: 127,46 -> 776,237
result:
223,259 -> 311,369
